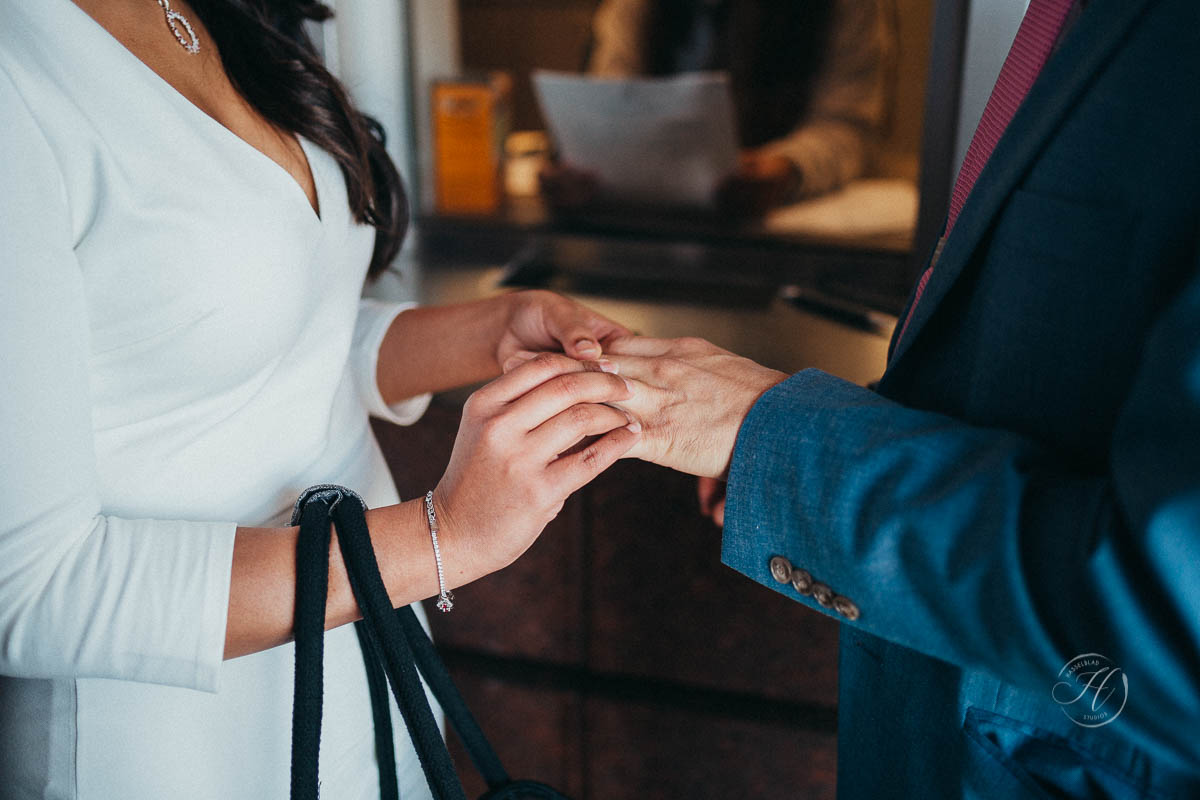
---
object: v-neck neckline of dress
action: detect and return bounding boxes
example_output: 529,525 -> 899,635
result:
57,0 -> 325,224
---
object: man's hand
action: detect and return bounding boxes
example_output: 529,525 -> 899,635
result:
697,476 -> 727,526
601,336 -> 787,478
496,290 -> 631,368
538,162 -> 601,210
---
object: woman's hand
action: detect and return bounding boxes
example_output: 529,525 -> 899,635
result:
226,354 -> 634,659
602,336 -> 787,479
375,292 -> 631,404
538,162 -> 601,210
434,352 -> 640,579
496,289 -> 631,366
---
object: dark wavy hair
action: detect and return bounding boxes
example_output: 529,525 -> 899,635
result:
191,0 -> 406,279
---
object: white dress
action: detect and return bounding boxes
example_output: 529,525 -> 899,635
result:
0,1 -> 437,797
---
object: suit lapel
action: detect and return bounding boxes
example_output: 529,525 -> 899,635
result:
885,0 -> 1155,373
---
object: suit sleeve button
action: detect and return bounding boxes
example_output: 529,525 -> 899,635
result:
769,556 -> 793,584
790,568 -> 814,595
832,595 -> 860,620
811,582 -> 834,607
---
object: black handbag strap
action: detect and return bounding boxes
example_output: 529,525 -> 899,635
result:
292,486 -> 463,800
290,486 -> 571,800
355,621 -> 401,800
367,608 -> 572,800
395,606 -> 510,785
290,496 -> 333,799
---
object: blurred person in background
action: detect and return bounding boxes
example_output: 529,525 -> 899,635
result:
542,0 -> 895,215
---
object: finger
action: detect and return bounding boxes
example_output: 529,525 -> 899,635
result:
531,402 -> 638,458
547,311 -> 630,361
545,312 -> 604,359
502,368 -> 632,432
599,376 -> 671,432
603,336 -> 679,357
712,498 -> 726,527
547,424 -> 641,493
565,334 -> 602,360
479,352 -> 616,406
501,350 -> 540,373
697,476 -> 723,515
589,317 -> 636,354
591,354 -> 662,386
598,326 -> 637,350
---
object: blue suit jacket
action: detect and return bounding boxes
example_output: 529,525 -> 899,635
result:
723,0 -> 1200,796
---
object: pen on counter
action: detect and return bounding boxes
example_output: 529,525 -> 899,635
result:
778,285 -> 896,338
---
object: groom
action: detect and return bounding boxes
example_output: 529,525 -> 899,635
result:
523,0 -> 1200,796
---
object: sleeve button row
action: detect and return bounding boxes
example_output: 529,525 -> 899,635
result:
832,595 -> 861,621
790,568 -> 813,594
767,555 -> 861,621
769,555 -> 794,584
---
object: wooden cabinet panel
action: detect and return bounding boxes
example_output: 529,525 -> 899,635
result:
443,670 -> 585,798
440,666 -> 837,800
585,698 -> 837,800
585,461 -> 840,706
428,501 -> 588,664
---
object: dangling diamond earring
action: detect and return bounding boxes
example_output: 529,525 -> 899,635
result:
155,0 -> 200,55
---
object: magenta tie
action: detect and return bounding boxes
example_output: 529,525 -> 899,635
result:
895,0 -> 1076,348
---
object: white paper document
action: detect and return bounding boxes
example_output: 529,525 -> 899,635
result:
532,70 -> 739,208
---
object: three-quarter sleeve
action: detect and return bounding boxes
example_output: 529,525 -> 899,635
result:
351,298 -> 432,426
0,68 -> 237,692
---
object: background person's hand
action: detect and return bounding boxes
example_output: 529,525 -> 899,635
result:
538,162 -> 601,210
496,289 -> 632,366
602,336 -> 787,478
715,151 -> 802,217
435,353 -> 640,577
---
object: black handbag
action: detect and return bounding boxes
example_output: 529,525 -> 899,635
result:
289,485 -> 573,800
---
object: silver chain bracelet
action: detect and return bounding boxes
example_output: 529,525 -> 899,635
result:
424,490 -> 454,612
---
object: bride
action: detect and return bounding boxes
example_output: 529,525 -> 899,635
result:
0,1 -> 639,797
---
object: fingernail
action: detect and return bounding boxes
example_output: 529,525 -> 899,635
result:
502,355 -> 527,373
598,359 -> 619,374
575,338 -> 600,357
626,420 -> 642,433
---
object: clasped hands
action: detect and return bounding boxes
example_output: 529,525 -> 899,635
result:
431,293 -> 783,583
501,335 -> 787,480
